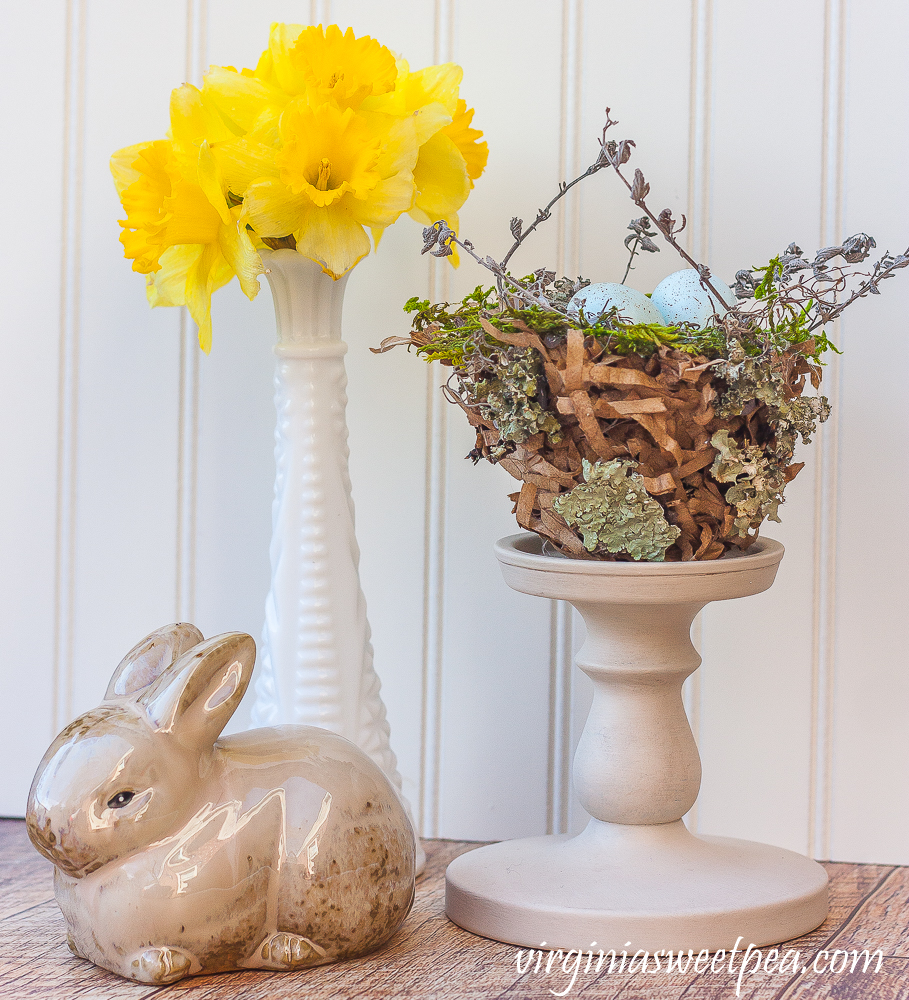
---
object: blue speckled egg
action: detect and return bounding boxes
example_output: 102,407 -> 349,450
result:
650,269 -> 734,328
567,282 -> 665,326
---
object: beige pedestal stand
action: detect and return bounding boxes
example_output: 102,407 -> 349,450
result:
446,533 -> 828,952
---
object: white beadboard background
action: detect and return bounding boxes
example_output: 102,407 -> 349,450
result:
1,0 -> 906,865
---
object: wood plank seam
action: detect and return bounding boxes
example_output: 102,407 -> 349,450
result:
770,866 -> 899,999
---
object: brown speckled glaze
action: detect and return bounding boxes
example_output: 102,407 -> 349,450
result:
26,624 -> 416,984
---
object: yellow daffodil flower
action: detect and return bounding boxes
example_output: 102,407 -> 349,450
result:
240,99 -> 419,277
111,85 -> 262,352
364,59 -> 487,249
256,23 -> 398,111
444,100 -> 489,186
111,22 -> 487,349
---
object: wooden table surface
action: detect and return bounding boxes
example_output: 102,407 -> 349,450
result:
1,819 -> 906,999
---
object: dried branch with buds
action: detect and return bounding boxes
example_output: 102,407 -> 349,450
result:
388,104 -> 909,563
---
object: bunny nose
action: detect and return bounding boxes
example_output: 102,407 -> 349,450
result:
26,805 -> 62,858
26,808 -> 95,877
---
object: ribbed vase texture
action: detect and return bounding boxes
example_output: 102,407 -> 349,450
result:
250,249 -> 412,828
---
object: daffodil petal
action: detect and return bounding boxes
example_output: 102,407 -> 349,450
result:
110,142 -> 153,196
405,63 -> 462,116
210,254 -> 235,294
349,170 -> 415,228
410,131 -> 470,225
185,242 -> 223,353
243,177 -> 310,238
372,114 -> 422,177
202,65 -> 286,135
253,46 -> 277,86
169,83 -> 234,165
212,137 -> 281,196
197,141 -> 231,223
409,101 -> 454,147
219,209 -> 263,301
266,22 -> 307,94
145,244 -> 202,307
294,203 -> 371,278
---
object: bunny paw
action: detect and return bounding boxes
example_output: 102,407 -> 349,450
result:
260,932 -> 326,969
131,946 -> 193,983
65,933 -> 86,960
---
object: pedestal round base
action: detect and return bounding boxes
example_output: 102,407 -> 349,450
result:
446,820 -> 828,952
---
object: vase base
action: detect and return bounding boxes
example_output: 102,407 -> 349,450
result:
445,819 -> 828,952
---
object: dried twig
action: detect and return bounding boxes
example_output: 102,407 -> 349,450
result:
421,106 -> 734,316
595,110 -> 731,309
621,216 -> 660,284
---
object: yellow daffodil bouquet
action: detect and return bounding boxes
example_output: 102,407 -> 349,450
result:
111,23 -> 488,352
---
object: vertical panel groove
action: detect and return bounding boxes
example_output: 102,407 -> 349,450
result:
309,1 -> 331,25
682,0 -> 714,835
419,0 -> 454,839
546,601 -> 573,834
547,0 -> 583,837
810,0 -> 846,862
175,310 -> 199,623
176,0 -> 208,624
53,0 -> 87,734
687,0 -> 714,266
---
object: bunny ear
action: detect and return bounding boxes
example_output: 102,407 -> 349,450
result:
106,623 -> 204,699
138,632 -> 255,748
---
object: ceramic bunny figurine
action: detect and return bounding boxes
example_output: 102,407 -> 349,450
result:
27,623 -> 415,984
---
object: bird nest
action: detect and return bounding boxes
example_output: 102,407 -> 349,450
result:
384,315 -> 820,561
376,108 -> 906,561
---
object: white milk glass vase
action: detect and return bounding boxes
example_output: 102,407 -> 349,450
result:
250,248 -> 423,872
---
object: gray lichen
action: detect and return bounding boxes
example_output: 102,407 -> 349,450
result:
771,394 -> 831,459
714,355 -> 830,460
552,458 -> 681,561
710,430 -> 788,539
714,355 -> 788,416
468,348 -> 562,459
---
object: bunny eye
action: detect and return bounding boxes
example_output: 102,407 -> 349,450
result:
107,791 -> 135,809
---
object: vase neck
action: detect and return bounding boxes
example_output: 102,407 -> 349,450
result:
261,249 -> 350,350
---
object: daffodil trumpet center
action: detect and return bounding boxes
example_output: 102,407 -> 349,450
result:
276,102 -> 384,207
315,158 -> 332,191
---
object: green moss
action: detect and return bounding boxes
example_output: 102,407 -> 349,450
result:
403,284 -> 728,365
751,257 -> 839,360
